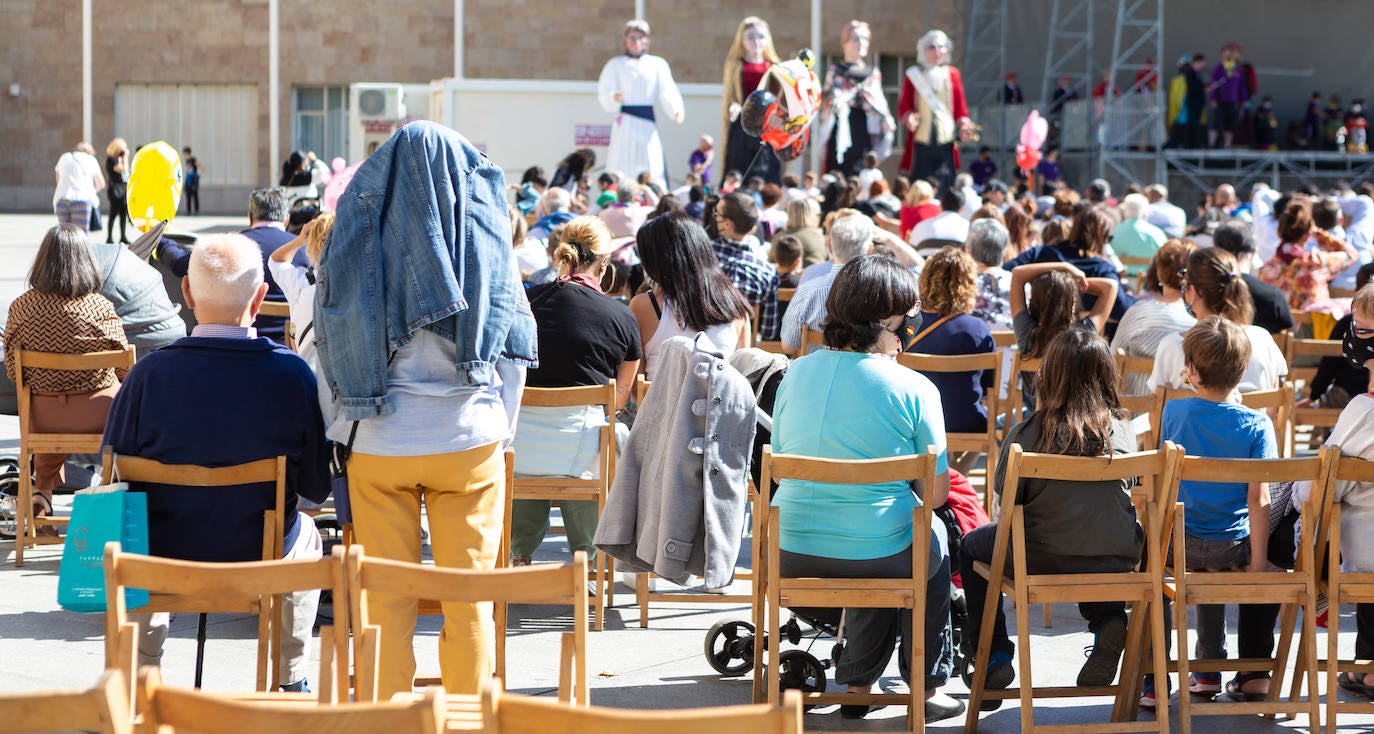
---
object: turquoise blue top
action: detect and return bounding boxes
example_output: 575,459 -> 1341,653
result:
771,349 -> 948,560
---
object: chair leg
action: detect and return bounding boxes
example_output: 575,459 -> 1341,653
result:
1327,596 -> 1340,734
1015,589 -> 1035,732
636,574 -> 650,628
1302,599 -> 1320,731
194,613 -> 209,689
1112,602 -> 1148,722
15,453 -> 32,567
593,552 -> 605,632
1174,592 -> 1191,734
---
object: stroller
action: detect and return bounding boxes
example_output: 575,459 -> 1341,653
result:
702,349 -> 980,693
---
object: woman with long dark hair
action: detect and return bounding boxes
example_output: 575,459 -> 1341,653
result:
959,328 -> 1143,699
629,212 -> 751,379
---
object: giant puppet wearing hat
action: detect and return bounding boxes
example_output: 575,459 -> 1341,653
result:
897,30 -> 976,193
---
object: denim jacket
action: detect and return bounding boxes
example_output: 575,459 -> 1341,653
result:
316,121 -> 538,419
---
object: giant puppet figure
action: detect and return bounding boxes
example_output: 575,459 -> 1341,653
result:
819,20 -> 895,177
720,16 -> 783,186
597,20 -> 685,187
898,30 -> 975,193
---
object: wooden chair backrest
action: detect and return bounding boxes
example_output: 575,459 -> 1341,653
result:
777,287 -> 796,303
15,346 -> 136,434
257,301 -> 292,318
347,547 -> 589,703
1114,349 -> 1156,394
1292,310 -> 1314,327
762,445 -> 941,494
138,668 -> 444,734
634,375 -> 650,406
798,323 -> 826,352
896,351 -> 1002,464
990,330 -> 1017,348
99,448 -> 287,561
1285,336 -> 1343,387
0,670 -> 131,734
483,679 -> 801,734
103,543 -> 349,703
1153,384 -> 1295,457
1006,351 -> 1043,427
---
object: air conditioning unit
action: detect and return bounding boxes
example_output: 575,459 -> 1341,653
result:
351,83 -> 406,120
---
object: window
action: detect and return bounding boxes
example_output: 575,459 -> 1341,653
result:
115,84 -> 258,186
292,86 -> 349,166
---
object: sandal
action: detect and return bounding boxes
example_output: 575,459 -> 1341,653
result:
1224,673 -> 1270,702
1338,671 -> 1374,699
32,494 -> 59,537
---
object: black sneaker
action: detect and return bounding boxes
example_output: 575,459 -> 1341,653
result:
1077,619 -> 1128,686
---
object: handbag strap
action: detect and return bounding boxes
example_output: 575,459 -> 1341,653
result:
909,313 -> 957,347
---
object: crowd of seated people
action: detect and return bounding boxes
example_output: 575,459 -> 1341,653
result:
17,119 -> 1374,726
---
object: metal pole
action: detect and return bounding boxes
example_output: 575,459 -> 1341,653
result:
809,0 -> 822,175
82,0 -> 91,143
635,0 -> 645,20
269,0 -> 279,181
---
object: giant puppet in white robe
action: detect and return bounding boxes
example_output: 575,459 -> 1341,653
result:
597,20 -> 684,187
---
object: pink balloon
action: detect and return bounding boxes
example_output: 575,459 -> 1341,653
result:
1016,144 -> 1042,172
1020,110 -> 1049,150
322,161 -> 362,213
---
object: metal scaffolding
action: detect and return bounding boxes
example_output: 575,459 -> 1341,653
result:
1099,0 -> 1166,184
962,0 -> 1009,173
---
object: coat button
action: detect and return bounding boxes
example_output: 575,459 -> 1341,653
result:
713,396 -> 722,404
712,433 -> 720,441
710,467 -> 720,475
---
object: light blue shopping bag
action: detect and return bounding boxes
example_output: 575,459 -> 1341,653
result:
57,485 -> 149,613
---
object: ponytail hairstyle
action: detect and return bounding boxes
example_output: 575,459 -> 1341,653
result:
1032,328 -> 1125,456
1141,238 -> 1195,295
1185,247 -> 1254,325
550,216 -> 614,276
1025,270 -> 1081,359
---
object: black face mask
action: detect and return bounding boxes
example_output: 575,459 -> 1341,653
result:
897,315 -> 922,352
1344,328 -> 1374,369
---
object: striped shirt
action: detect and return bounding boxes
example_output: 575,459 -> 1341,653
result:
1109,297 -> 1195,396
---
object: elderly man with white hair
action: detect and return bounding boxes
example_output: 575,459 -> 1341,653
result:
1109,193 -> 1167,279
529,187 -> 575,240
102,233 -> 332,693
965,218 -> 1013,329
780,212 -> 876,354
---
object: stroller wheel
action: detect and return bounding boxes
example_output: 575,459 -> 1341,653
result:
704,620 -> 756,676
0,459 -> 18,540
777,649 -> 826,698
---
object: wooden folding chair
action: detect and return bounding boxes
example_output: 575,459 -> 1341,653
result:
99,448 -> 286,690
964,444 -> 1178,734
1304,448 -> 1374,732
11,345 -> 136,566
990,330 -> 1017,348
1004,352 -> 1042,433
1120,256 -> 1154,293
505,382 -> 617,631
0,669 -> 131,734
1163,452 -> 1326,734
347,545 -> 589,705
897,351 -> 1002,509
137,667 -> 445,734
756,446 -> 938,733
1286,337 -> 1344,443
758,289 -> 797,353
103,541 -> 347,707
257,301 -> 294,349
797,323 -> 826,355
483,678 -> 801,734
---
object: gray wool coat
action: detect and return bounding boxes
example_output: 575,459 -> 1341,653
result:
594,334 -> 756,588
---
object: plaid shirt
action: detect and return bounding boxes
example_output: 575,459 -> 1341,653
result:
712,237 -> 780,340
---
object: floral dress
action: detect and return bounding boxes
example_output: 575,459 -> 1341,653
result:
1258,229 -> 1355,311
973,268 -> 1013,330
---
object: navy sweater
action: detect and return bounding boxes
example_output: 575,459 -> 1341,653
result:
102,336 -> 331,562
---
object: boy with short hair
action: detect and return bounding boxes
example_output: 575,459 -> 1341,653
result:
594,172 -> 618,210
1144,315 -> 1281,708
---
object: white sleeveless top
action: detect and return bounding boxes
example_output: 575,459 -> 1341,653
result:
644,297 -> 739,381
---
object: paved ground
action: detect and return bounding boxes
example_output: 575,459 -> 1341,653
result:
0,213 -> 1367,731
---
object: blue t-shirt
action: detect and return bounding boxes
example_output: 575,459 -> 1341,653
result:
1161,396 -> 1277,541
771,350 -> 948,560
905,312 -> 996,433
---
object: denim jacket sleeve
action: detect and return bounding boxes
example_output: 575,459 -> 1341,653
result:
315,121 -> 537,420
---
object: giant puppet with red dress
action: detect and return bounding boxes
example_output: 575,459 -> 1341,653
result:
898,30 -> 976,194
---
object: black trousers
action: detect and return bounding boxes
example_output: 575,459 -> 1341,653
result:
908,142 -> 956,193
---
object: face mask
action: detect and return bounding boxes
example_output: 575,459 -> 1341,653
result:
1183,291 -> 1197,318
1343,328 -> 1374,368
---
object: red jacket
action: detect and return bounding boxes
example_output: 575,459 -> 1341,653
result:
898,65 -> 969,172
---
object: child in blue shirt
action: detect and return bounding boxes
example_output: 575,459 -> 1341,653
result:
1145,315 -> 1280,707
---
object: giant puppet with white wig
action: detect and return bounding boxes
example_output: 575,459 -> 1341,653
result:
898,30 -> 976,193
597,20 -> 685,187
